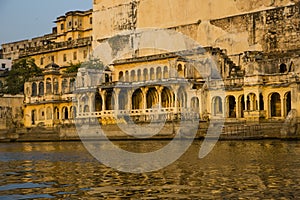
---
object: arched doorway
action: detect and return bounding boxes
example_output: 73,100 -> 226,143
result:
270,93 -> 281,117
54,107 -> 59,120
239,95 -> 245,118
119,90 -> 128,110
191,97 -> 200,113
95,92 -> 103,112
212,96 -> 223,116
227,96 -> 236,118
285,91 -> 291,116
161,87 -> 174,108
62,107 -> 69,120
132,89 -> 143,110
147,88 -> 159,109
178,87 -> 187,108
105,90 -> 115,110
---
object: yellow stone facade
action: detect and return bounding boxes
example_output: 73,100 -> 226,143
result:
1,10 -> 92,70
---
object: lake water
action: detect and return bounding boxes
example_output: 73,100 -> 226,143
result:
0,140 -> 300,199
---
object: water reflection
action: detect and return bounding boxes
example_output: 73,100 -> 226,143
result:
0,141 -> 299,199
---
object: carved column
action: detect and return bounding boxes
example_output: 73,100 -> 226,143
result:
155,86 -> 164,108
281,96 -> 285,118
100,90 -> 106,111
141,87 -> 149,111
114,88 -> 121,111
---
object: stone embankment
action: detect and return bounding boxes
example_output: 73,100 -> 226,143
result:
0,121 -> 299,142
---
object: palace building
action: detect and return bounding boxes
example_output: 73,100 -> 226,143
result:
1,9 -> 92,70
2,0 -> 300,132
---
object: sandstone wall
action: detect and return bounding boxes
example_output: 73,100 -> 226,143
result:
0,95 -> 24,129
93,0 -> 298,55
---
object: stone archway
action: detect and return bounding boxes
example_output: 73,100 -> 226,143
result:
147,88 -> 159,109
270,93 -> 281,117
227,95 -> 236,118
132,89 -> 143,110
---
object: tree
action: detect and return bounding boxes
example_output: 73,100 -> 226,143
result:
5,58 -> 42,95
63,62 -> 82,74
80,57 -> 105,70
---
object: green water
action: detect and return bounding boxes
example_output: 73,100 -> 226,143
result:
0,140 -> 299,199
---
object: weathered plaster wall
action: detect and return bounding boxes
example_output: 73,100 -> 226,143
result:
93,0 -> 298,54
0,95 -> 24,129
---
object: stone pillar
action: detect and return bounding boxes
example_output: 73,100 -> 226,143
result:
245,94 -> 248,111
100,90 -> 106,111
222,97 -> 226,118
114,88 -> 121,111
156,86 -> 163,108
141,87 -> 149,110
281,96 -> 285,118
77,94 -> 81,114
257,93 -> 261,111
88,93 -> 95,112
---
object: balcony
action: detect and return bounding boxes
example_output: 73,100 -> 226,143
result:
77,107 -> 199,122
19,37 -> 92,57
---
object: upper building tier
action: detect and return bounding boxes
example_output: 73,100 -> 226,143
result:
1,9 -> 92,68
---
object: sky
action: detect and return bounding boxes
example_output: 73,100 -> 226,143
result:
0,0 -> 92,45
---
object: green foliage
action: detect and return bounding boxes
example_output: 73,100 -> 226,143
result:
81,57 -> 105,70
5,58 -> 42,95
63,58 -> 105,74
63,62 -> 82,74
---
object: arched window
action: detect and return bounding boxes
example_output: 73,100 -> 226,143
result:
54,107 -> 59,120
213,96 -> 223,115
62,79 -> 68,94
46,78 -> 52,94
119,71 -> 124,82
163,66 -> 169,79
70,78 -> 75,92
157,67 -> 162,80
53,78 -> 59,94
191,97 -> 200,113
70,106 -> 76,119
32,82 -> 37,97
178,87 -> 187,108
280,63 -> 287,73
38,82 -> 44,96
81,95 -> 89,113
143,69 -> 148,81
95,93 -> 103,112
125,71 -> 129,82
62,107 -> 69,119
150,68 -> 155,80
130,70 -> 136,82
178,64 -> 184,77
137,69 -> 142,82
